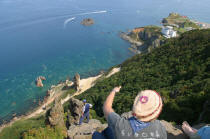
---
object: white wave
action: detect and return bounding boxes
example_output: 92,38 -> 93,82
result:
0,10 -> 107,31
63,10 -> 107,28
64,17 -> 76,28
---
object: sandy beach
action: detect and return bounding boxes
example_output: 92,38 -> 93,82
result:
0,67 -> 121,133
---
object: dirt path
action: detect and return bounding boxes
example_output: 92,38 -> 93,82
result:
61,74 -> 102,104
106,67 -> 121,78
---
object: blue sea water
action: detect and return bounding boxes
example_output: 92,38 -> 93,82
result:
0,0 -> 210,124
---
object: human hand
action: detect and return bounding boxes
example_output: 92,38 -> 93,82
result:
112,86 -> 121,93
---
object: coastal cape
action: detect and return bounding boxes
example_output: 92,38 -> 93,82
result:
120,13 -> 210,54
0,13 -> 210,139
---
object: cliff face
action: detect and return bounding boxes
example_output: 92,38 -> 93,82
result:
74,73 -> 80,91
65,98 -> 107,139
48,98 -> 67,137
68,98 -> 84,126
121,26 -> 165,53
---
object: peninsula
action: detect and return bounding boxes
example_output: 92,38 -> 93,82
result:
120,13 -> 210,54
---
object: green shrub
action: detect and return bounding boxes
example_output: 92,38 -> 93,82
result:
77,29 -> 210,124
22,126 -> 65,139
0,115 -> 46,139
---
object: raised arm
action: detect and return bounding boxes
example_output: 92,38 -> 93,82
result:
103,86 -> 121,119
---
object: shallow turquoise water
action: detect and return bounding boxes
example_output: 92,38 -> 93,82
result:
0,0 -> 210,123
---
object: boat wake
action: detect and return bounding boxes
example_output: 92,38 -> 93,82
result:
63,10 -> 107,28
75,10 -> 107,16
0,10 -> 107,31
64,17 -> 76,28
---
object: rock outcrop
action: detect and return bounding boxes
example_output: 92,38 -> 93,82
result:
120,26 -> 165,54
48,98 -> 67,136
65,98 -> 107,139
68,119 -> 107,139
81,18 -> 94,26
68,98 -> 84,126
74,73 -> 80,91
36,76 -> 46,87
65,79 -> 73,87
160,120 -> 187,139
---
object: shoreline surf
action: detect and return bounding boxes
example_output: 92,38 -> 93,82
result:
0,67 -> 120,133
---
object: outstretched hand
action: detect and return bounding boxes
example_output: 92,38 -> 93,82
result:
112,86 -> 121,93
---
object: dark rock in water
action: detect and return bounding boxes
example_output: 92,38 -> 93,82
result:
36,76 -> 46,87
99,70 -> 105,75
12,113 -> 16,117
81,18 -> 94,26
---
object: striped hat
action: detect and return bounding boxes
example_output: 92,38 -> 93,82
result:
132,90 -> 163,122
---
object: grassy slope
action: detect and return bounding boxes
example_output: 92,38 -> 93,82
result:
0,116 -> 46,139
0,29 -> 209,139
163,13 -> 200,33
77,29 -> 210,124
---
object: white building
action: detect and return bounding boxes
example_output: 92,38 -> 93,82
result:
162,26 -> 177,38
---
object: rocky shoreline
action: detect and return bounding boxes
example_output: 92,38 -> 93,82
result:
0,80 -> 69,132
120,26 -> 164,54
119,32 -> 142,54
120,13 -> 210,55
0,68 -> 121,133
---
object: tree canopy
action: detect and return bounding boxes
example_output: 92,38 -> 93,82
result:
77,29 -> 210,124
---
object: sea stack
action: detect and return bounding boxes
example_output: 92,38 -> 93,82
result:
36,76 -> 46,87
73,73 -> 80,91
81,18 -> 94,26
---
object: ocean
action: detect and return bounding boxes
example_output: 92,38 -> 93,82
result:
0,0 -> 209,124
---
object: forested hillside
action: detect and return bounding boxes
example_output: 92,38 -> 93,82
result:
77,29 -> 210,124
0,29 -> 209,139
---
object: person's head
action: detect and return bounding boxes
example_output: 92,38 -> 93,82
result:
83,99 -> 86,104
132,90 -> 163,122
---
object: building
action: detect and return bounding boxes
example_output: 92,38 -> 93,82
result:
162,26 -> 177,38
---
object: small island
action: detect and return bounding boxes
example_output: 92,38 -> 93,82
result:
120,13 -> 210,54
36,76 -> 46,87
81,18 -> 94,26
